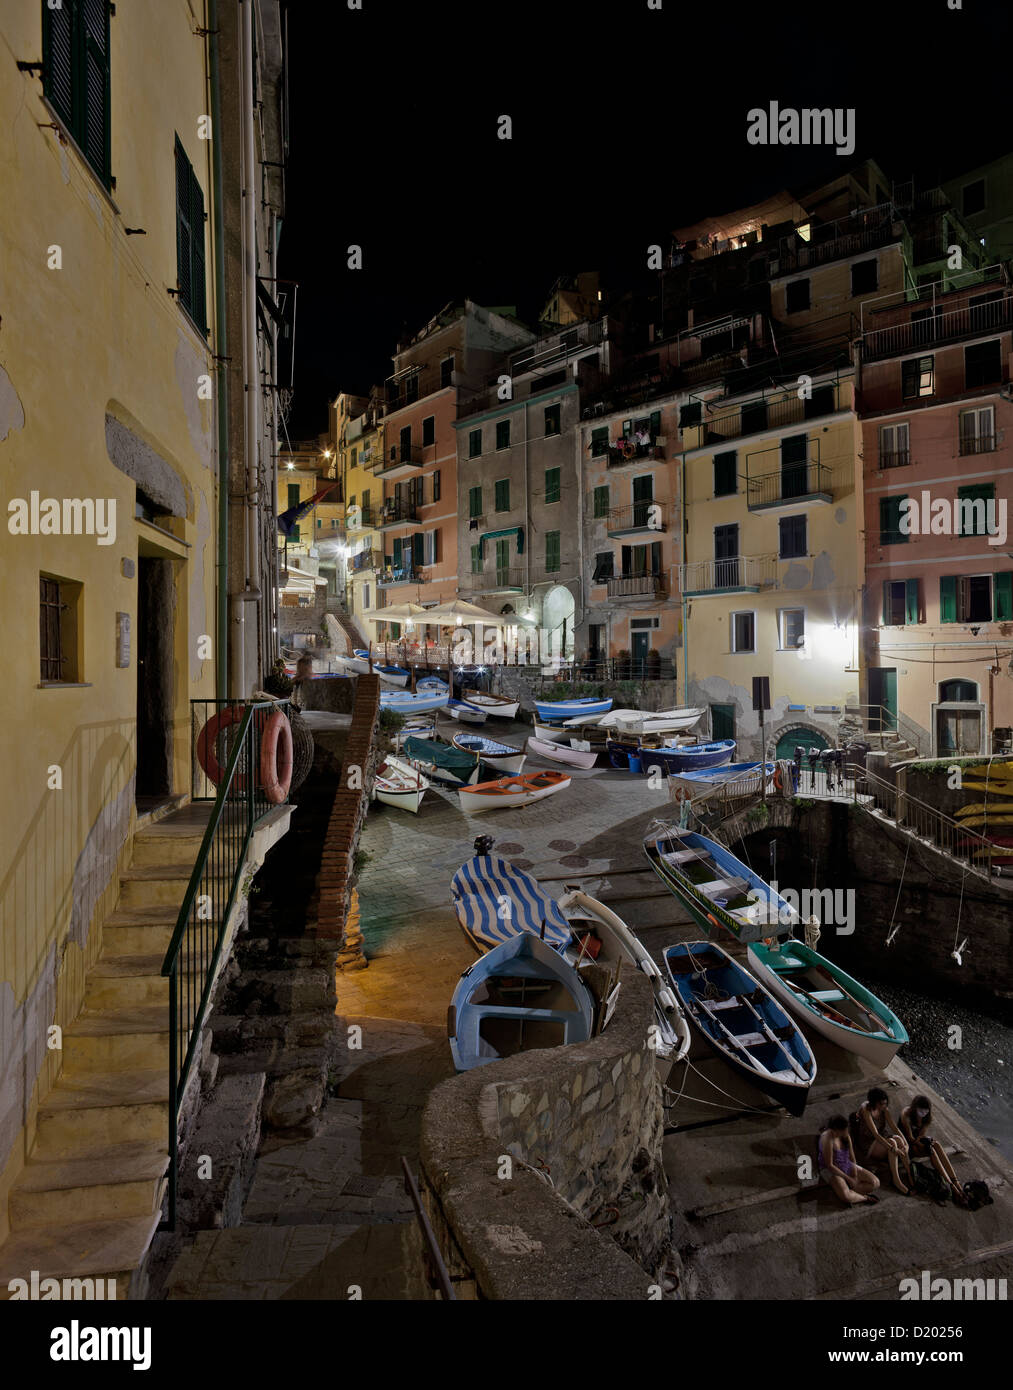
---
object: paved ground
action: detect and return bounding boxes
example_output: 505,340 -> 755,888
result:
163,717 -> 1013,1299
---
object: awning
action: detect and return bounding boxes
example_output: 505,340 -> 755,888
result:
478,526 -> 524,560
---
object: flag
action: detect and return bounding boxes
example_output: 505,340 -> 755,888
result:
277,487 -> 335,538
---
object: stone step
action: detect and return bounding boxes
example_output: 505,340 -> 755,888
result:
9,1142 -> 168,1228
102,907 -> 180,956
130,829 -> 207,868
0,1214 -> 160,1300
63,1006 -> 170,1071
36,1069 -> 168,1151
118,863 -> 197,909
86,956 -> 169,1009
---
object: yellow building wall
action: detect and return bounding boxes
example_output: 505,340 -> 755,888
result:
0,2 -> 218,1234
342,426 -> 384,635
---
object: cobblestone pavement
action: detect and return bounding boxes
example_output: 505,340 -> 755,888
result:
164,725 -> 692,1299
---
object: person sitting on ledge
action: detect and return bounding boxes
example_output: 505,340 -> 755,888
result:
900,1094 -> 963,1202
817,1115 -> 880,1205
852,1087 -> 912,1194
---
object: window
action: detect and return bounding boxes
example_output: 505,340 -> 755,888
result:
494,478 -> 510,512
714,451 -> 737,497
174,138 -> 208,334
880,422 -> 910,468
422,416 -> 435,447
593,485 -> 610,518
963,179 -> 986,217
779,515 -> 807,559
959,405 -> 995,455
544,403 -> 561,437
679,401 -> 702,429
440,355 -> 455,388
882,579 -> 921,625
731,611 -> 755,653
880,495 -> 909,546
471,544 -> 481,573
545,467 -> 560,504
39,574 -> 82,682
592,552 -> 614,582
851,258 -> 878,294
779,608 -> 805,651
940,679 -> 979,701
902,356 -> 934,399
43,0 -> 112,188
287,483 -> 301,509
469,428 -> 482,458
545,531 -> 561,572
423,529 -> 439,566
965,340 -> 1002,390
785,278 -> 810,313
957,483 -> 995,536
940,573 -> 1013,623
432,470 -> 441,503
590,427 -> 609,457
469,485 -> 482,518
399,426 -> 412,463
496,420 -> 510,450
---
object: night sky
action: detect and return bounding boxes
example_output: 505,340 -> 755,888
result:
278,0 -> 1013,438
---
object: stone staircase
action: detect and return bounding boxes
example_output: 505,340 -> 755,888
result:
331,608 -> 368,653
0,806 -> 213,1300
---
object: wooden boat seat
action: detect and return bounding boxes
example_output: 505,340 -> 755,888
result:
700,998 -> 741,1012
698,878 -> 743,897
809,989 -> 844,1003
732,1031 -> 766,1048
665,848 -> 708,865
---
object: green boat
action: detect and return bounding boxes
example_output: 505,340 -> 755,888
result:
402,735 -> 480,788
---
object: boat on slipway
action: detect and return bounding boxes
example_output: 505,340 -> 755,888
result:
671,761 -> 776,798
461,689 -> 521,720
372,754 -> 429,814
664,941 -> 816,1116
459,769 -> 570,812
598,707 -> 705,735
379,689 -> 449,715
403,735 -> 480,787
525,736 -> 599,769
447,933 -> 595,1071
607,738 -> 735,774
415,675 -> 450,694
451,852 -> 572,953
452,732 -> 526,775
533,696 -> 613,723
446,698 -> 488,725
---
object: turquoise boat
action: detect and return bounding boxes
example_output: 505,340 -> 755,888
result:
403,735 -> 479,787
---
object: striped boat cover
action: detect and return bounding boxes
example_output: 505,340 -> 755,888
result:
455,735 -> 515,755
451,855 -> 571,951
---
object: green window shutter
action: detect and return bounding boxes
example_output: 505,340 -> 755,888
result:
81,0 -> 112,187
714,451 -> 737,496
175,139 -> 194,317
649,411 -> 661,436
412,532 -> 424,567
905,578 -> 920,625
940,575 -> 957,623
545,467 -> 560,503
545,531 -> 560,571
882,581 -> 890,625
880,495 -> 908,545
593,485 -> 609,518
469,486 -> 482,518
469,429 -> 482,458
495,479 -> 510,511
189,165 -> 207,334
995,572 -> 1013,621
393,537 -> 403,566
591,427 -> 608,457
470,545 -> 481,573
957,483 -> 994,536
43,0 -> 75,130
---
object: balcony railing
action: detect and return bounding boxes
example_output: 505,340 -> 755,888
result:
744,451 -> 831,511
606,502 -> 669,536
347,548 -> 381,574
772,206 -> 902,277
679,555 -> 777,593
384,369 -> 456,411
696,382 -> 843,446
378,565 -> 431,588
959,433 -> 996,457
463,566 -> 526,592
880,449 -> 911,469
377,446 -> 424,475
510,319 -> 606,376
378,503 -> 420,528
604,439 -> 665,467
860,293 -> 1013,362
606,573 -> 666,600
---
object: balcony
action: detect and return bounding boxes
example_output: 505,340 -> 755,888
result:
604,439 -> 665,468
377,503 -> 421,531
745,454 -> 832,512
384,368 -> 456,413
347,549 -> 381,575
606,502 -> 670,538
860,291 -> 1013,362
345,506 -> 376,531
378,565 -> 431,589
463,566 -> 525,595
959,433 -> 996,457
880,449 -> 911,469
692,382 -> 844,448
376,446 -> 424,481
679,555 -> 777,596
771,206 -> 902,278
606,573 -> 666,601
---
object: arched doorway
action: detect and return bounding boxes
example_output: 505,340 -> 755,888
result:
541,584 -> 575,661
775,725 -> 829,760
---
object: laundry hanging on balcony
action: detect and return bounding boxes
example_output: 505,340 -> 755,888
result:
477,526 -> 524,560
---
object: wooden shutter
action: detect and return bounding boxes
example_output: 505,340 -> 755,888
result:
939,575 -> 957,623
995,572 -> 1013,621
189,164 -> 207,333
649,411 -> 661,436
81,0 -> 111,185
43,0 -> 76,129
905,578 -> 920,625
412,532 -> 424,568
650,541 -> 662,575
175,139 -> 193,314
393,537 -> 403,567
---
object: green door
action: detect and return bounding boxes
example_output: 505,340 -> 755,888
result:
711,703 -> 736,741
868,667 -> 897,732
775,728 -> 829,760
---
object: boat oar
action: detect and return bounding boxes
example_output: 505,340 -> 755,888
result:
733,992 -> 810,1083
780,975 -> 868,1032
801,965 -> 894,1037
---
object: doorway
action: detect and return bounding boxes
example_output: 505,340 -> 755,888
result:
714,524 -> 740,588
868,667 -> 897,733
136,555 -> 175,806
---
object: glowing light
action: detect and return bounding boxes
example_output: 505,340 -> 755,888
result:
286,462 -> 295,471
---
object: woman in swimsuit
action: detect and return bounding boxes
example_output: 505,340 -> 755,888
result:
853,1087 -> 913,1194
900,1094 -> 962,1202
818,1115 -> 879,1205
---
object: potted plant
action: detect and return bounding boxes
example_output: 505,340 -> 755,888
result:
617,648 -> 632,680
646,646 -> 661,679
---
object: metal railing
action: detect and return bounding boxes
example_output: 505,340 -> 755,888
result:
348,548 -> 381,574
164,699 -> 291,1227
679,554 -> 777,592
697,383 -> 843,445
378,565 -> 432,587
605,441 -> 664,467
606,573 -> 666,599
854,766 -> 995,881
401,1158 -> 457,1300
773,206 -> 901,276
844,702 -> 925,753
606,502 -> 669,532
377,446 -> 424,474
378,503 -> 420,527
958,433 -> 996,457
860,292 -> 1013,361
746,458 -> 830,510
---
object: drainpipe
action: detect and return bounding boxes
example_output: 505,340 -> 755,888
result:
241,0 -> 262,685
208,0 -> 228,703
680,443 -> 689,706
523,397 -> 531,656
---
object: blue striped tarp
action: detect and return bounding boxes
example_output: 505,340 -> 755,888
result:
451,855 -> 571,952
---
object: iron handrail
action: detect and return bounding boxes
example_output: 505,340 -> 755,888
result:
400,1157 -> 457,1300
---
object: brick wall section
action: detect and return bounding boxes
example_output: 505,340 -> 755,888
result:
315,674 -> 381,964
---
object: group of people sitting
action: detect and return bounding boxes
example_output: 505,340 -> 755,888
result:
817,1087 -> 963,1206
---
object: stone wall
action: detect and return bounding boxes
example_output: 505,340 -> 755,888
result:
278,588 -> 326,640
413,971 -> 675,1300
494,668 -> 681,716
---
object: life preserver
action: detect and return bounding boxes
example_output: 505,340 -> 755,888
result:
260,710 -> 293,804
673,785 -> 691,804
197,705 -> 248,789
773,765 -> 784,792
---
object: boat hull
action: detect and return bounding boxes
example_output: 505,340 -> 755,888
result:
462,689 -> 520,719
526,736 -> 598,769
671,761 -> 775,796
372,755 -> 429,814
459,770 -> 571,812
533,697 -> 613,723
447,700 -> 488,725
379,691 -> 449,714
452,733 -> 526,775
603,707 -> 706,735
747,941 -> 907,1068
451,854 -> 572,953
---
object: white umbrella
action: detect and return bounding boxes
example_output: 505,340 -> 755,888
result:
422,599 -> 512,627
360,602 -> 429,622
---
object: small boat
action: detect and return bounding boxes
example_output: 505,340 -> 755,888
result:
533,696 -> 613,723
446,698 -> 488,725
747,939 -> 908,1068
452,733 -> 526,775
415,675 -> 450,694
644,823 -> 798,943
379,689 -> 449,715
558,889 -> 690,1070
374,663 -> 410,688
353,648 -> 370,660
664,941 -> 816,1116
532,719 -> 573,743
397,716 -> 437,743
671,761 -> 776,798
451,853 -> 572,952
462,689 -> 521,720
372,754 -> 429,814
332,653 -> 370,675
404,735 -> 480,787
526,735 -> 598,770
447,932 -> 595,1071
601,707 -> 706,735
612,739 -> 735,775
460,770 -> 571,812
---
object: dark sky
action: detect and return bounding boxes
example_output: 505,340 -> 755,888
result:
278,0 -> 1012,438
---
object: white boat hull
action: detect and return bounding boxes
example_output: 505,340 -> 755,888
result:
373,756 -> 429,814
526,736 -> 598,769
460,777 -> 570,812
532,720 -> 571,742
448,703 -> 488,725
605,707 -> 706,736
462,691 -> 520,719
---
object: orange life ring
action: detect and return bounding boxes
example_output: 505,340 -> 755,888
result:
260,710 -> 293,804
673,785 -> 690,803
197,705 -> 248,789
773,765 -> 784,791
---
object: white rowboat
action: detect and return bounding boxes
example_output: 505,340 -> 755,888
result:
526,736 -> 598,769
372,754 -> 429,814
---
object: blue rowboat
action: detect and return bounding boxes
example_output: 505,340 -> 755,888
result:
447,932 -> 594,1071
447,698 -> 488,725
644,824 -> 799,943
451,854 -> 571,953
379,689 -> 449,714
533,696 -> 613,723
452,733 -> 526,775
671,761 -> 775,796
607,739 -> 735,774
374,663 -> 410,687
415,675 -> 450,693
404,735 -> 479,787
664,941 -> 816,1116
